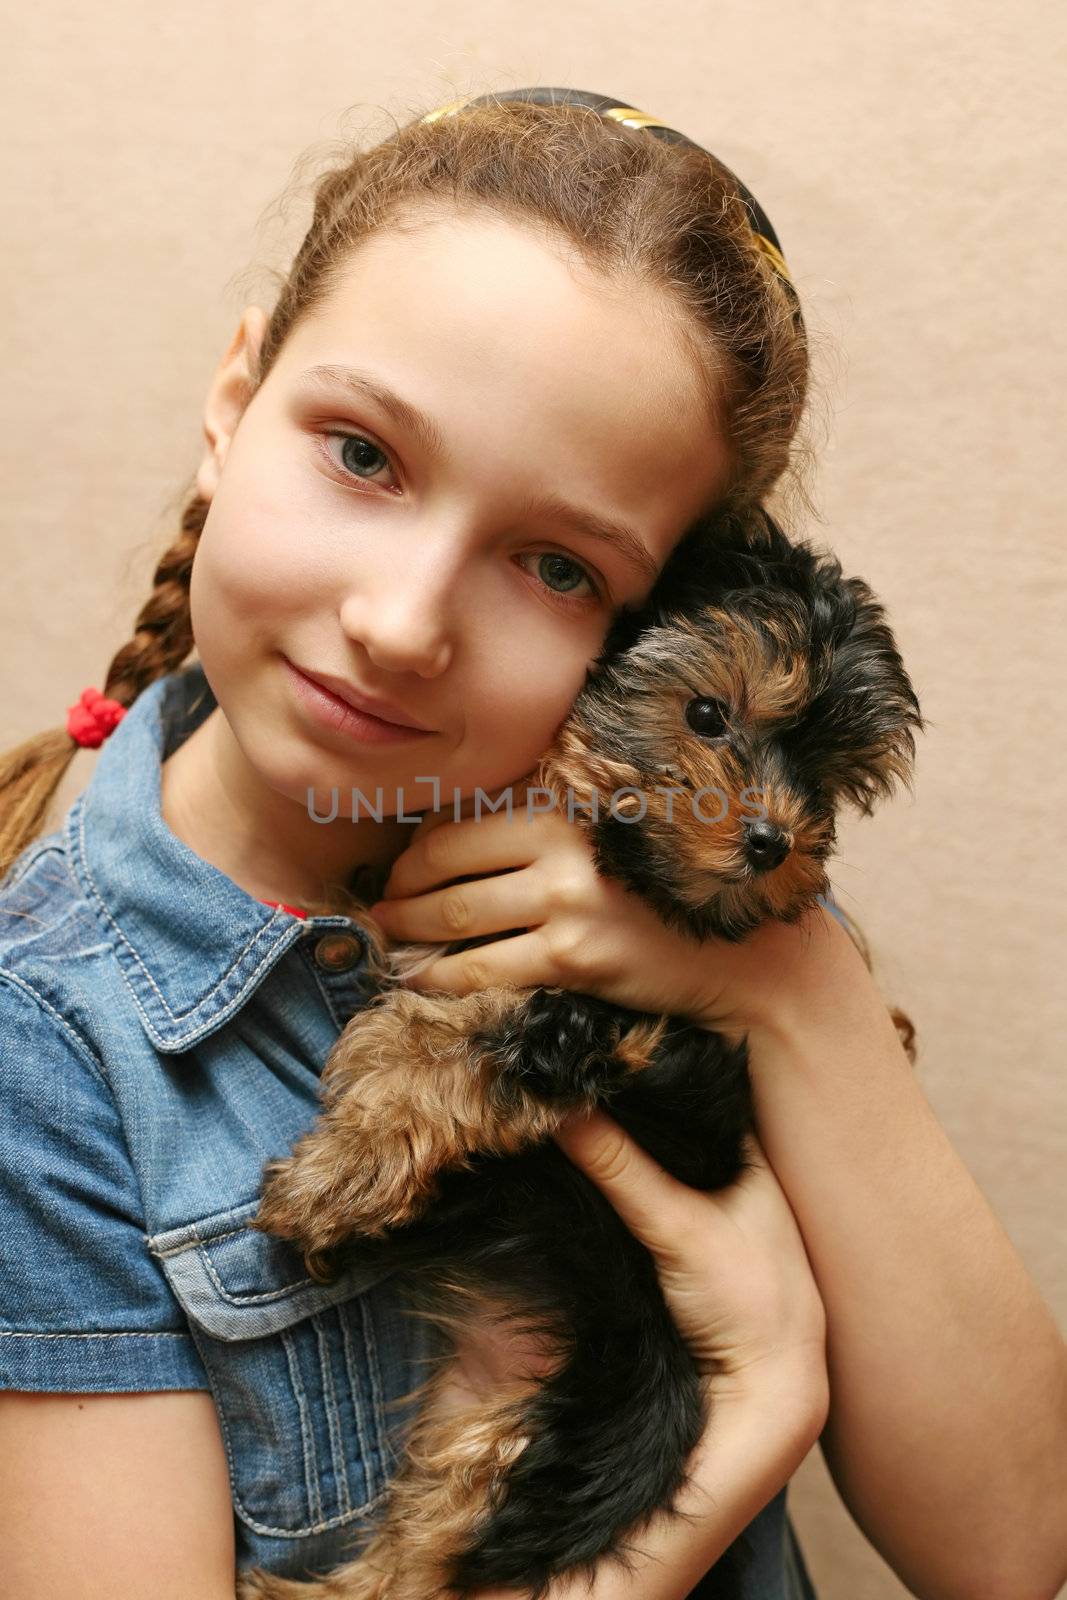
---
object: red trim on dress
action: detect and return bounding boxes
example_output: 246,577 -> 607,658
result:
259,899 -> 309,920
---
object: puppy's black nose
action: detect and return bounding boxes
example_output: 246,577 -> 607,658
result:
743,819 -> 791,873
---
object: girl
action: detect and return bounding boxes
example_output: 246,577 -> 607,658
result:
0,88 -> 1063,1600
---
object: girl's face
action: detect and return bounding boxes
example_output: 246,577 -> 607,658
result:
192,207 -> 729,821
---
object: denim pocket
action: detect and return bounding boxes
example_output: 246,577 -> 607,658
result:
146,1201 -> 434,1541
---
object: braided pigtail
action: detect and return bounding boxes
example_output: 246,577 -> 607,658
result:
0,490 -> 208,882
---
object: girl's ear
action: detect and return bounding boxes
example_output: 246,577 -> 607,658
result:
195,305 -> 269,501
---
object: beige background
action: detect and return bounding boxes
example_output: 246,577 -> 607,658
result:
2,4 -> 1064,1596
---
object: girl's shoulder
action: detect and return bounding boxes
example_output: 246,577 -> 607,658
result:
0,809 -> 113,1064
0,818 -> 212,1396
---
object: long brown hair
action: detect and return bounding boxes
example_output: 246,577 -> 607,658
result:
0,90 -> 915,1059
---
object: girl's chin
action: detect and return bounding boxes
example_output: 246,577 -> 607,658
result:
260,758 -> 441,826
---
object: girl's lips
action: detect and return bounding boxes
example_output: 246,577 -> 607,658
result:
282,658 -> 435,746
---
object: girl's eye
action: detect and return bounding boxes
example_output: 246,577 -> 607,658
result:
517,551 -> 601,610
314,429 -> 606,613
318,429 -> 397,487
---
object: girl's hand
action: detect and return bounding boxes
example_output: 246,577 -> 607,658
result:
366,783 -> 838,1038
432,1107 -> 829,1434
553,1106 -> 830,1420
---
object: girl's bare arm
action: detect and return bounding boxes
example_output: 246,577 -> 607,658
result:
0,1376 -> 822,1600
0,1389 -> 237,1600
725,909 -> 1067,1600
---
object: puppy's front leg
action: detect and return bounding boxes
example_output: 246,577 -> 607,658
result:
254,987 -> 563,1258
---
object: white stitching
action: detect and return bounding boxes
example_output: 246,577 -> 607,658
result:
234,1481 -> 391,1541
359,1294 -> 388,1499
0,832 -> 65,895
0,1330 -> 190,1340
315,1312 -> 351,1516
186,1320 -> 388,1539
281,1327 -> 322,1525
0,971 -> 111,1093
341,1309 -> 377,1502
148,1218 -> 321,1300
196,1242 -> 316,1306
74,799 -> 308,1047
146,1217 -> 260,1254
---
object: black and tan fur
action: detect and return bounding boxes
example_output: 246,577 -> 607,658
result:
237,508 -> 924,1600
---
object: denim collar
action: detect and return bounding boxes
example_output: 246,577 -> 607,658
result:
67,662 -> 359,1054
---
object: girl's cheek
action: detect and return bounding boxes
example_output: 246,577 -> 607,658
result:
205,444 -> 337,592
471,656 -> 592,775
206,505 -> 332,620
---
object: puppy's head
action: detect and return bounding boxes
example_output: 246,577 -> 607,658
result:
540,511 -> 924,941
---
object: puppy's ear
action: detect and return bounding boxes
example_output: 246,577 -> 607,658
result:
812,576 -> 925,816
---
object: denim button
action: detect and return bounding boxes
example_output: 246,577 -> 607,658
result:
312,932 -> 364,972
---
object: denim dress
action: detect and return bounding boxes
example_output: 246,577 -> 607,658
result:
0,662 -> 821,1597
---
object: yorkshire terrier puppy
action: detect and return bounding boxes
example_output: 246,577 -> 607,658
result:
238,507 -> 923,1600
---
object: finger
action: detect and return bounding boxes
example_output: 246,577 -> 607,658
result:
383,809 -> 560,900
372,862 -> 545,945
551,1108 -> 692,1260
403,927 -> 555,995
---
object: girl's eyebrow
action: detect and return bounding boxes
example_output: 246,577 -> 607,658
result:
296,363 -> 448,459
293,362 -> 659,582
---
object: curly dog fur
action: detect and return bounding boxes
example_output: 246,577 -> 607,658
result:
238,508 -> 924,1599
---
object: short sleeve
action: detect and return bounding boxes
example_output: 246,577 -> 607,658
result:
0,973 -> 209,1393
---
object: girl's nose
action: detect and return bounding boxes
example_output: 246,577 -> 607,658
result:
337,557 -> 456,678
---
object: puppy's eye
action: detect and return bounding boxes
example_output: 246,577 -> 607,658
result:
685,697 -> 730,739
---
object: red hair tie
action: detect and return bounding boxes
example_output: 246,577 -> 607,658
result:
67,687 -> 128,748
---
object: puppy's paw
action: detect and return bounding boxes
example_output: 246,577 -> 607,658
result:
252,1111 -> 445,1254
